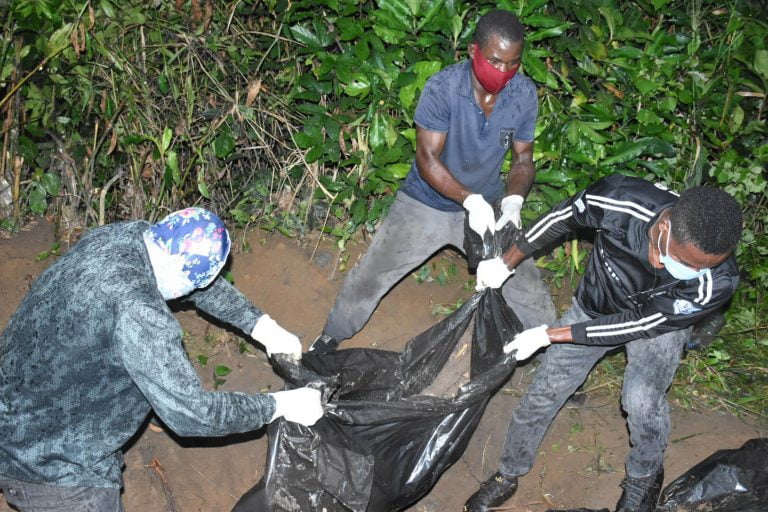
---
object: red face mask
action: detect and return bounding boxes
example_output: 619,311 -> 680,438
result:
471,45 -> 519,94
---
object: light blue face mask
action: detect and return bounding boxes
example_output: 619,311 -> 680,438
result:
657,220 -> 709,280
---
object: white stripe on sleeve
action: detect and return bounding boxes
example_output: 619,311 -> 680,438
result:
525,209 -> 573,243
585,194 -> 654,222
585,312 -> 668,338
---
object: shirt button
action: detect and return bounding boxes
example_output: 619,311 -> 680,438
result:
8,488 -> 18,496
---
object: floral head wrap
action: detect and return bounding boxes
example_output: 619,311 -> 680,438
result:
143,208 -> 230,298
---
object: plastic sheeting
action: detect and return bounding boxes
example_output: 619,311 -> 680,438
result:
233,215 -> 522,512
547,438 -> 768,512
656,437 -> 768,511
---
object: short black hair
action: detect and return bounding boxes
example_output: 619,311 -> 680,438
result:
474,9 -> 525,49
669,186 -> 743,255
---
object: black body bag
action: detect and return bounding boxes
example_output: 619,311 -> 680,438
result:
233,212 -> 523,511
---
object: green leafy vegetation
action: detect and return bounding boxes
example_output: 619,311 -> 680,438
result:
1,0 -> 765,416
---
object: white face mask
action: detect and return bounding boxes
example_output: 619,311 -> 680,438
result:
143,233 -> 196,300
657,220 -> 709,280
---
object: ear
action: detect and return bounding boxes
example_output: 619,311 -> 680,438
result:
468,41 -> 477,59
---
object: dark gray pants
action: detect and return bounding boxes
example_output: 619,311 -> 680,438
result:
499,298 -> 690,479
324,191 -> 557,340
0,476 -> 122,512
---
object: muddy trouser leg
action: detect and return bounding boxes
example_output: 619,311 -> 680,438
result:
323,192 -> 465,341
0,475 -> 124,512
622,327 -> 688,478
501,257 -> 557,330
498,299 -> 610,477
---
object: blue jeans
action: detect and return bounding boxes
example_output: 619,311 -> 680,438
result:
0,476 -> 122,512
323,191 -> 557,340
499,298 -> 689,479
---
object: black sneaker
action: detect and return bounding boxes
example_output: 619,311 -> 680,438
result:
309,333 -> 341,354
464,471 -> 518,511
686,311 -> 726,351
615,469 -> 664,512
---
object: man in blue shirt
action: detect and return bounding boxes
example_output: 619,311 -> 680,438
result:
311,9 -> 556,353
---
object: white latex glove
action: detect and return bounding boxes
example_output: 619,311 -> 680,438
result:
269,388 -> 323,426
463,194 -> 496,237
475,257 -> 514,291
250,314 -> 302,359
495,194 -> 524,230
503,325 -> 551,361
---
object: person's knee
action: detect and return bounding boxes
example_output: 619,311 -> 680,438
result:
622,381 -> 666,419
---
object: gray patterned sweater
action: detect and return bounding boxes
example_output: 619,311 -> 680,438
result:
0,221 -> 275,488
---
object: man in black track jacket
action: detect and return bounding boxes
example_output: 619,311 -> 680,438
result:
464,174 -> 743,512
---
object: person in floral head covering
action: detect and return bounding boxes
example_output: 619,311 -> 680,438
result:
0,208 -> 322,512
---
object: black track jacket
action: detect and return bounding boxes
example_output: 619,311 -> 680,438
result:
515,174 -> 739,345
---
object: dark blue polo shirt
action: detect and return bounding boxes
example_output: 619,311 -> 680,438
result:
400,59 -> 538,211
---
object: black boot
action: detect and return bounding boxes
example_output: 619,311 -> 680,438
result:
686,310 -> 725,351
308,333 -> 341,354
464,471 -> 518,511
614,469 -> 664,512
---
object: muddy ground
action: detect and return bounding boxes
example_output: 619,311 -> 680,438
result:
1,218 -> 765,512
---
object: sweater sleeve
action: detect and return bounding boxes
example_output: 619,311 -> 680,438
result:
182,276 -> 264,335
571,270 -> 739,345
115,300 -> 275,436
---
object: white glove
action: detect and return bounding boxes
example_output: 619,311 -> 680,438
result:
463,194 -> 496,237
269,388 -> 323,426
495,194 -> 524,230
251,314 -> 302,359
475,257 -> 514,291
503,325 -> 551,361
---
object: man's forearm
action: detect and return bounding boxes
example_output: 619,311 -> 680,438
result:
507,159 -> 535,197
547,325 -> 573,343
501,244 -> 527,271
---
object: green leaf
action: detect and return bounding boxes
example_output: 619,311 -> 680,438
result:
633,77 -> 659,95
523,14 -> 564,28
520,0 -> 549,17
158,74 -> 170,95
100,0 -> 116,18
576,55 -> 600,76
198,182 -> 211,199
637,109 -> 662,125
40,173 -> 61,196
375,0 -> 412,30
351,199 -> 366,225
213,133 -> 236,158
161,127 -> 172,153
29,188 -> 47,214
729,104 -> 745,134
162,152 -> 178,186
343,73 -> 371,97
534,169 -> 575,185
523,53 -> 558,88
290,24 -> 323,48
574,120 -> 608,144
372,24 -> 407,45
48,23 -> 73,55
337,17 -> 365,41
376,162 -> 411,182
602,138 -> 674,166
527,24 -> 570,43
754,49 -> 768,80
197,354 -> 209,367
214,365 -> 232,377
